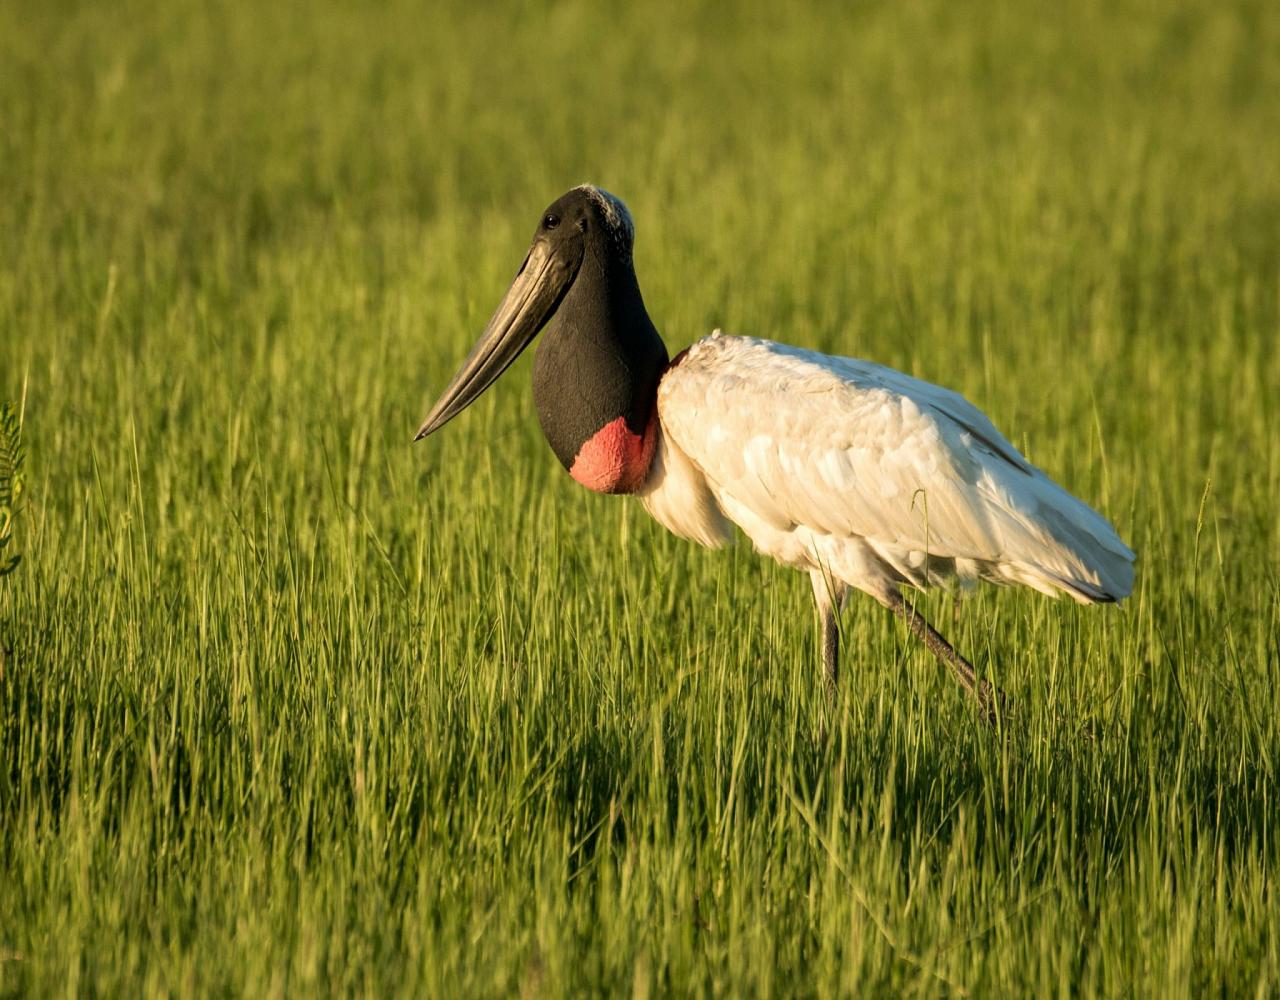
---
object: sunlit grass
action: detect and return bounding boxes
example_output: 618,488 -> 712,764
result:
1,0 -> 1277,994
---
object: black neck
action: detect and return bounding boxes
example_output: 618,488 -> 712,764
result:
532,241 -> 669,471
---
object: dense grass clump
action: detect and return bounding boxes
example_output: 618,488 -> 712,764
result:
1,0 -> 1277,994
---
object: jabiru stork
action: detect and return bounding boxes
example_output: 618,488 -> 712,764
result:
416,186 -> 1135,715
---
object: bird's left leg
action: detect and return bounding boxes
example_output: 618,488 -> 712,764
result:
882,589 -> 1009,721
810,569 -> 847,696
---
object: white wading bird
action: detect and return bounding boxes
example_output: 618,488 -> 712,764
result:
416,186 -> 1135,715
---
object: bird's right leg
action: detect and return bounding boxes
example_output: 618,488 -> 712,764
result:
882,589 -> 1009,721
810,569 -> 846,697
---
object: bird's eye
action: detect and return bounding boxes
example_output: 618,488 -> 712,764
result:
543,213 -> 561,230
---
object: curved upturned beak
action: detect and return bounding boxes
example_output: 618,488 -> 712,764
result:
415,239 -> 579,441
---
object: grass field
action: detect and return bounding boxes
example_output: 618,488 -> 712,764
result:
2,0 -> 1279,994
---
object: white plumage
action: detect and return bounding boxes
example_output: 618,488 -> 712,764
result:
641,332 -> 1134,608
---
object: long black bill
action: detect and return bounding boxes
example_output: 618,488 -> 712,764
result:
415,239 -> 578,440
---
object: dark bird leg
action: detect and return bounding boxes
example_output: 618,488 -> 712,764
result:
810,571 -> 846,697
882,590 -> 1009,721
820,603 -> 839,694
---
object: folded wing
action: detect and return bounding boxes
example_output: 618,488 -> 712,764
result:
656,334 -> 1135,603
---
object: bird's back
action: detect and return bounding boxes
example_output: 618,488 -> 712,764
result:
648,333 -> 1135,604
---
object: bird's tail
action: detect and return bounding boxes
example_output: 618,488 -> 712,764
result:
998,489 -> 1136,604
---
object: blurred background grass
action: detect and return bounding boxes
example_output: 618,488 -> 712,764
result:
1,0 -> 1278,994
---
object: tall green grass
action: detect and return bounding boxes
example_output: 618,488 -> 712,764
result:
1,0 -> 1277,994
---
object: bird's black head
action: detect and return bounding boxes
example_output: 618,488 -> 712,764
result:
414,185 -> 639,442
537,185 -> 636,268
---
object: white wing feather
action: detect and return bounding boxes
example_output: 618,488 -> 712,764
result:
651,334 -> 1134,603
